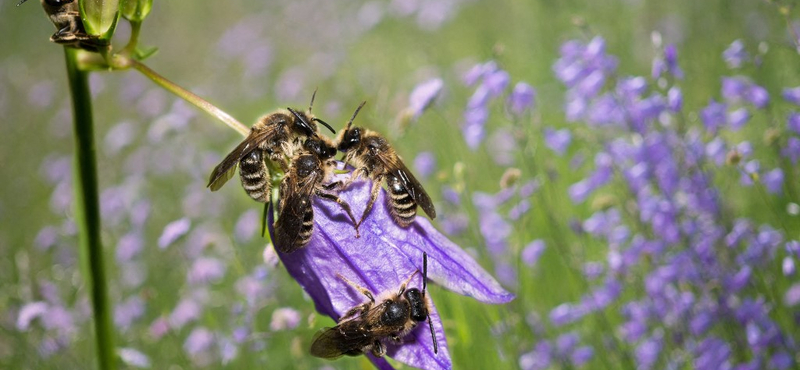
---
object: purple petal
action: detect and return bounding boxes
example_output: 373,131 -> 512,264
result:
409,78 -> 443,119
16,301 -> 48,331
508,82 -> 536,116
782,86 -> 800,106
234,209 -> 260,243
271,173 -> 513,370
184,327 -> 215,355
723,40 -> 749,69
119,348 -> 151,368
762,168 -> 784,195
544,127 -> 572,156
269,307 -> 301,331
116,232 -> 144,262
158,218 -> 191,249
413,152 -> 437,180
521,240 -> 546,267
787,113 -> 800,135
784,282 -> 800,306
187,257 -> 227,285
667,86 -> 682,112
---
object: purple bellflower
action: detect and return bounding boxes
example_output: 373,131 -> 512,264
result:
269,172 -> 513,370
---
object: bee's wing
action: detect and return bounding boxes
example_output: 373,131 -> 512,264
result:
309,320 -> 383,359
380,155 -> 437,219
274,172 -> 319,253
207,130 -> 273,191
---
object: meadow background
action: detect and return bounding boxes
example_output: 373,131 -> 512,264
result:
1,0 -> 799,369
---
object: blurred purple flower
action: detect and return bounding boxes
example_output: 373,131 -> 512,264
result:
782,86 -> 800,106
519,341 -> 552,370
413,152 -> 437,179
169,297 -> 203,330
408,78 -> 443,120
762,168 -> 784,194
184,327 -> 215,355
723,40 -> 748,69
508,82 -> 536,116
570,346 -> 594,366
726,108 -> 750,131
653,44 -> 683,79
463,61 -> 497,86
544,128 -> 572,156
488,128 -> 517,166
271,172 -> 513,370
782,256 -> 795,276
149,316 -> 169,339
521,240 -> 546,267
740,160 -> 759,186
462,106 -> 488,150
700,99 -> 727,133
269,307 -> 301,331
636,334 -> 662,370
234,209 -> 259,243
114,296 -> 145,331
188,257 -> 227,285
782,137 -> 800,164
667,86 -> 682,112
116,232 -> 144,262
770,352 -> 793,370
787,113 -> 800,135
119,348 -> 151,368
16,302 -> 48,331
158,217 -> 191,249
785,283 -> 800,306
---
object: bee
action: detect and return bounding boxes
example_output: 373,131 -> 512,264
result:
336,102 -> 436,228
273,136 -> 359,253
310,252 -> 438,359
19,0 -> 104,50
207,91 -> 336,204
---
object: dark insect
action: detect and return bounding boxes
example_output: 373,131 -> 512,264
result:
207,91 -> 336,204
335,102 -> 436,228
310,252 -> 438,359
20,0 -> 105,51
273,137 -> 358,253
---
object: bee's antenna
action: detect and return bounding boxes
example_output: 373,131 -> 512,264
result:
313,118 -> 336,134
287,107 -> 316,136
309,88 -> 318,113
16,0 -> 29,6
345,101 -> 366,131
422,252 -> 438,354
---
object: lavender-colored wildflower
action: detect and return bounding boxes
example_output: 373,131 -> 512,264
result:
723,40 -> 749,68
544,127 -> 572,156
700,99 -> 727,133
188,257 -> 227,285
16,301 -> 49,331
782,86 -> 800,106
521,240 -> 546,267
116,232 -> 144,262
762,168 -> 784,194
184,327 -> 215,355
408,78 -> 443,120
784,283 -> 800,306
413,152 -> 437,179
270,172 -> 513,370
783,257 -> 795,276
158,217 -> 191,249
169,297 -> 203,330
726,108 -> 750,131
667,86 -> 682,112
269,307 -> 301,331
234,209 -> 259,243
782,137 -> 800,164
119,348 -> 151,368
114,296 -> 146,331
787,113 -> 800,135
508,82 -> 536,116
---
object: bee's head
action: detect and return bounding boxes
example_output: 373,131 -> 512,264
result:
337,101 -> 367,152
303,138 -> 336,159
404,288 -> 427,322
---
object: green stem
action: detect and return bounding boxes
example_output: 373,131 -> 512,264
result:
63,47 -> 117,370
128,59 -> 249,137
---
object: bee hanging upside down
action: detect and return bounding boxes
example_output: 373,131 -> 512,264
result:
335,102 -> 436,228
207,91 -> 336,204
273,137 -> 359,253
19,0 -> 105,51
310,252 -> 438,359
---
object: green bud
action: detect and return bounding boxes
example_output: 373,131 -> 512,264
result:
80,0 -> 121,40
121,0 -> 152,22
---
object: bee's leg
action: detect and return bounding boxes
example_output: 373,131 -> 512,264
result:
336,274 -> 375,303
335,273 -> 374,320
315,190 -> 360,237
371,341 -> 386,357
356,175 -> 384,229
397,270 -> 420,296
341,166 -> 367,188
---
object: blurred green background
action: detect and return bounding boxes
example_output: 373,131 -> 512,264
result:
1,0 -> 797,369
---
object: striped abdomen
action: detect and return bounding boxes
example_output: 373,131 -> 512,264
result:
239,150 -> 270,203
386,174 -> 417,227
274,197 -> 314,253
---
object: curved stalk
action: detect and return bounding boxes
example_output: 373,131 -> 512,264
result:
63,47 -> 117,370
128,59 -> 249,137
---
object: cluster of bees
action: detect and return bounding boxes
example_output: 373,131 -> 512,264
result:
207,92 -> 439,359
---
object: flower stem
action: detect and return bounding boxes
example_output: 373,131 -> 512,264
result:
63,47 -> 117,370
128,59 -> 249,137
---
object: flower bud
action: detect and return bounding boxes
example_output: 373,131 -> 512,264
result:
121,0 -> 152,22
81,0 -> 121,40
